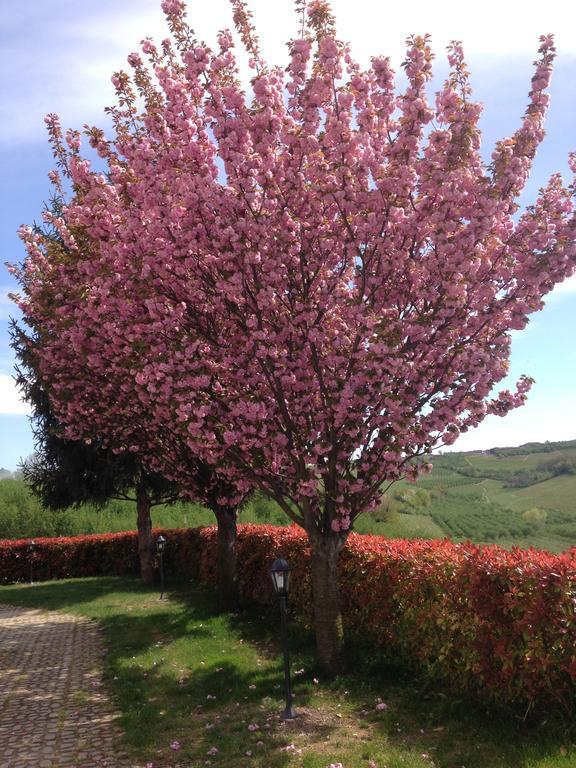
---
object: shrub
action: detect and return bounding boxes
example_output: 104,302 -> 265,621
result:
523,507 -> 548,527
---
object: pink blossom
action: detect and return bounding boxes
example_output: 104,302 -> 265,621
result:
127,52 -> 142,68
282,744 -> 303,754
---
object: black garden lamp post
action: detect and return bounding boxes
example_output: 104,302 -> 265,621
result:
156,535 -> 166,599
270,557 -> 296,719
27,539 -> 36,585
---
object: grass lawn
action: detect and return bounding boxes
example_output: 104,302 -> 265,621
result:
354,512 -> 445,540
0,576 -> 574,768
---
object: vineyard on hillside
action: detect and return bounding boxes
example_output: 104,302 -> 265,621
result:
355,439 -> 576,552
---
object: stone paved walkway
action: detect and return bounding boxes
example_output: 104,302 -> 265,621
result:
0,604 -> 131,768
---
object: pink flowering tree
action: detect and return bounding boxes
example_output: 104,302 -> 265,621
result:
14,0 -> 576,670
13,208 -> 250,609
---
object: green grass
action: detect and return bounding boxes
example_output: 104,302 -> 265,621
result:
459,447 -> 576,474
0,576 -> 574,768
509,474 -> 576,515
481,478 -> 576,524
355,512 -> 446,540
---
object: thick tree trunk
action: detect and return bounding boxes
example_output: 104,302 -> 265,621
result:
309,531 -> 346,675
136,484 -> 155,585
213,507 -> 239,612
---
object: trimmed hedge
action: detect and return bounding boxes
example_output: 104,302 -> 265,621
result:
1,525 -> 574,714
0,529 -> 207,585
0,532 -> 141,582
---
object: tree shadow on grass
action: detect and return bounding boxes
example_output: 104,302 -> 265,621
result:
0,575 -> 139,612
227,604 -> 575,768
0,577 -> 311,765
323,650 -> 575,768
375,689 -> 573,768
0,577 -> 573,767
95,596 -> 321,765
0,572 -> 188,607
215,601 -> 575,767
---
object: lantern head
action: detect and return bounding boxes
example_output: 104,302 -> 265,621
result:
270,558 -> 293,597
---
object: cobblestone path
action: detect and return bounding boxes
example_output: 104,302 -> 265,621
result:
0,604 -> 132,768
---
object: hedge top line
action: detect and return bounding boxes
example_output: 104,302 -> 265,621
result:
2,523 -> 575,570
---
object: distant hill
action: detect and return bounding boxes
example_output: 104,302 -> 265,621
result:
0,468 -> 13,480
456,438 -> 576,458
355,438 -> 576,553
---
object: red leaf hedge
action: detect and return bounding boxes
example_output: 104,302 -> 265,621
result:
1,526 -> 574,714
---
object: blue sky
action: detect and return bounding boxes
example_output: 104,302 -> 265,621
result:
1,0 -> 575,470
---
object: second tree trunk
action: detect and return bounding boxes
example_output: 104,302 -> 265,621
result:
136,483 -> 155,585
213,507 -> 239,611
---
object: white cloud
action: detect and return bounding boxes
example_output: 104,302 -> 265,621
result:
3,0 -> 576,147
330,0 -> 576,60
0,373 -> 30,415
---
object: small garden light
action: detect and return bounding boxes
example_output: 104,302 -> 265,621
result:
27,539 -> 36,585
271,557 -> 293,597
270,557 -> 296,719
156,535 -> 167,599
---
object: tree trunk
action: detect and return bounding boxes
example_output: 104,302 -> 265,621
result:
136,483 -> 155,585
213,507 -> 239,612
309,530 -> 346,675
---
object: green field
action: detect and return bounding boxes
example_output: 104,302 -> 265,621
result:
1,439 -> 575,553
374,440 -> 576,552
505,474 -> 576,514
354,511 -> 446,540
